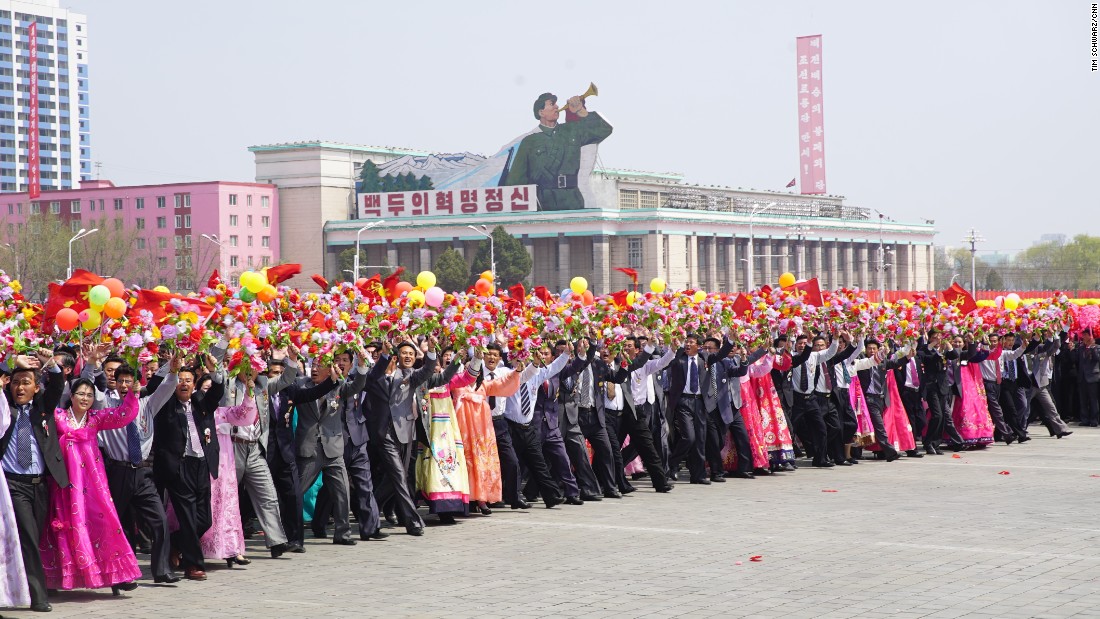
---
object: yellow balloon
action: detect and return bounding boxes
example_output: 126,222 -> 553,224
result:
416,271 -> 437,290
778,272 -> 796,288
481,270 -> 494,283
626,291 -> 638,306
570,276 -> 588,295
650,278 -> 666,293
693,290 -> 707,303
407,289 -> 426,306
153,285 -> 170,293
1004,295 -> 1020,311
81,308 -> 102,330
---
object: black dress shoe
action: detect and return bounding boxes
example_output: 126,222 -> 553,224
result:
510,500 -> 532,510
154,573 -> 181,584
846,458 -> 860,465
544,496 -> 563,508
270,543 -> 288,559
384,513 -> 398,526
689,478 -> 712,485
620,485 -> 637,495
710,475 -> 727,483
581,493 -> 603,501
288,543 -> 306,553
1017,435 -> 1032,443
1058,431 -> 1073,438
655,485 -> 673,493
731,471 -> 755,479
564,496 -> 584,506
753,468 -> 772,476
312,529 -> 327,539
30,601 -> 52,612
885,450 -> 900,463
487,501 -> 506,509
836,460 -> 852,466
438,514 -> 457,524
906,450 -> 924,458
668,470 -> 680,482
478,504 -> 493,516
812,462 -> 835,468
332,538 -> 357,546
602,490 -> 623,499
362,530 -> 390,540
407,526 -> 425,537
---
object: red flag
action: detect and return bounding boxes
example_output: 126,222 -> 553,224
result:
381,267 -> 406,298
508,283 -> 526,302
785,178 -> 797,188
783,277 -> 823,307
355,274 -> 381,296
310,274 -> 330,291
731,293 -> 753,318
308,311 -> 327,329
266,263 -> 301,285
533,286 -> 552,304
207,269 -> 221,289
614,267 -> 639,285
132,289 -> 213,324
43,269 -> 105,323
610,290 -> 630,308
942,282 -> 978,315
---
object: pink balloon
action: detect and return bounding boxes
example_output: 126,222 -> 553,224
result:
424,286 -> 445,308
77,310 -> 90,323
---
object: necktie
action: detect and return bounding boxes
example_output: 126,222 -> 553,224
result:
520,382 -> 532,418
688,357 -> 699,394
1005,358 -> 1016,381
871,368 -> 882,395
579,367 -> 591,407
126,420 -> 143,465
799,363 -> 809,392
995,359 -> 1002,384
487,372 -> 497,410
910,360 -> 920,387
841,361 -> 851,386
15,405 -> 32,470
183,400 -> 203,454
707,362 -> 718,399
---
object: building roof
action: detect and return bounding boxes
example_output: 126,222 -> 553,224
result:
247,141 -> 432,157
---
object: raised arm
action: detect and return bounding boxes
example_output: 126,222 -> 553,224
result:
90,391 -> 140,432
484,369 -> 522,397
145,366 -> 179,419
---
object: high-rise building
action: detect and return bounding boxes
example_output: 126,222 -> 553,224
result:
0,0 -> 89,193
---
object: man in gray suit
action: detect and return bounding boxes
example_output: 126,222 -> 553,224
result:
295,359 -> 358,545
554,339 -> 604,501
365,337 -> 439,536
703,339 -> 766,480
225,345 -> 300,557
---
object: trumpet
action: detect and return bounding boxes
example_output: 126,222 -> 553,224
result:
557,82 -> 598,113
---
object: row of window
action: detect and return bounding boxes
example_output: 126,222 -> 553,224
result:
227,194 -> 270,208
227,214 -> 271,227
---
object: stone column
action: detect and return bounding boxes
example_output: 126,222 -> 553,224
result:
706,236 -> 718,291
741,238 -> 752,291
592,235 -> 610,294
418,241 -> 431,275
386,243 -> 398,271
760,238 -> 773,286
727,238 -> 740,291
557,234 -> 571,291
522,236 -> 535,283
777,239 -> 790,277
812,241 -> 823,285
452,237 -> 464,258
842,242 -> 854,288
827,241 -> 838,289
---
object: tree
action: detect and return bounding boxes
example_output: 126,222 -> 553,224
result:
358,160 -> 382,193
433,248 -> 469,292
469,225 -> 531,288
417,174 -> 434,190
0,213 -> 69,300
984,268 -> 1004,290
380,173 -> 397,193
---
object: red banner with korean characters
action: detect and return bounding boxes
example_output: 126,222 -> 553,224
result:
796,34 -> 825,195
28,21 -> 40,199
358,185 -> 538,219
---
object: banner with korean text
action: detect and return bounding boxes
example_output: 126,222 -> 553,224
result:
358,185 -> 538,219
28,21 -> 40,199
796,34 -> 825,195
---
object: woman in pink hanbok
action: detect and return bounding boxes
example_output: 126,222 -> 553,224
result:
39,379 -> 141,596
721,348 -> 780,474
950,336 -> 996,447
203,379 -> 257,568
882,370 -> 917,453
0,391 -> 31,609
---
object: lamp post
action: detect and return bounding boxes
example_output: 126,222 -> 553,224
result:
746,202 -> 776,290
201,233 -> 223,284
962,229 -> 984,292
67,227 -> 98,279
354,220 -> 386,281
467,225 -> 495,280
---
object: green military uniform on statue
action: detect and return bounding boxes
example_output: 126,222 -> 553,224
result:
505,92 -> 613,212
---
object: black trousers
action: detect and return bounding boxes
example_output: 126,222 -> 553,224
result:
314,440 -> 381,537
821,393 -> 847,463
923,388 -> 949,449
560,410 -> 601,497
508,419 -> 563,504
106,462 -> 171,578
706,407 -> 751,474
618,402 -> 670,490
793,392 -> 829,465
373,425 -> 425,532
166,456 -> 212,571
7,474 -> 49,605
982,380 -> 1016,439
604,409 -> 633,492
267,452 -> 303,546
669,395 -> 708,481
1079,380 -> 1099,425
491,415 -> 522,505
899,386 -> 925,449
864,394 -> 898,457
578,407 -> 617,494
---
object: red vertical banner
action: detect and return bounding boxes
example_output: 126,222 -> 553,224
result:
795,34 -> 825,195
28,21 -> 40,199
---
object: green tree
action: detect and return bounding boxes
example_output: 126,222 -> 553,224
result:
358,160 -> 382,193
381,173 -> 397,193
417,174 -> 434,190
469,225 -> 531,288
984,268 -> 1004,290
433,248 -> 469,292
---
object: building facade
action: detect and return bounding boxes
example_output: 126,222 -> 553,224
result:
0,0 -> 89,192
0,180 -> 279,291
253,141 -> 936,294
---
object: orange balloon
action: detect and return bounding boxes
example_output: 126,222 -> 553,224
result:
581,290 -> 594,306
103,297 -> 127,319
474,278 -> 492,296
394,281 -> 414,297
102,277 -> 126,298
56,307 -> 80,331
257,285 -> 277,303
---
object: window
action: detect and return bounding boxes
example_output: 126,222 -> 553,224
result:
184,235 -> 192,248
175,256 -> 183,270
30,202 -> 40,214
184,194 -> 190,207
157,196 -> 165,208
229,255 -> 238,267
174,195 -> 181,208
99,199 -> 104,210
229,194 -> 237,206
136,238 -> 146,250
70,200 -> 80,213
113,198 -> 123,210
184,215 -> 190,227
174,235 -> 182,249
158,257 -> 167,269
174,215 -> 182,228
136,218 -> 145,230
247,236 -> 253,247
229,215 -> 238,226
261,196 -> 270,208
157,237 -> 167,249
156,216 -> 166,229
627,237 -> 643,269
246,215 -> 253,227
247,255 -> 254,266
246,195 -> 252,206
49,201 -> 60,214
261,216 -> 270,228
261,255 -> 270,267
135,197 -> 144,210
229,235 -> 238,247
261,236 -> 270,247
113,218 -> 123,231
71,220 -> 80,233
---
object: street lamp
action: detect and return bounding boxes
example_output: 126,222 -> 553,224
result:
746,202 -> 776,290
354,220 -> 386,281
67,227 -> 98,279
467,225 -> 495,280
201,234 -> 224,285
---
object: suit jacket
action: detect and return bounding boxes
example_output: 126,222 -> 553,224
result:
917,339 -> 958,396
857,355 -> 908,408
555,345 -> 592,425
1,368 -> 68,486
152,375 -> 226,483
366,353 -> 438,445
222,364 -> 299,456
572,347 -> 653,426
268,376 -> 335,465
534,376 -> 561,432
667,339 -> 733,416
1074,343 -> 1100,384
706,348 -> 766,425
293,374 -> 350,460
333,365 -> 370,448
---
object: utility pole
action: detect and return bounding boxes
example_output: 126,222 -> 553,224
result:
962,228 -> 985,292
788,220 -> 813,280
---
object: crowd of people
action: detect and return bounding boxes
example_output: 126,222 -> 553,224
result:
1,322 -> 1096,613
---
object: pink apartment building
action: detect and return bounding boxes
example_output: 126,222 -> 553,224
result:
0,180 -> 280,291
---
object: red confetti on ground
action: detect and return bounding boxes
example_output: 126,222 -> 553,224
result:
749,555 -> 763,562
998,471 -> 1011,475
1090,474 -> 1100,478
951,454 -> 962,459
821,489 -> 838,493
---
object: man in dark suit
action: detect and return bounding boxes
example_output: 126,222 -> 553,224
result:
526,344 -> 584,505
560,338 -> 623,498
152,355 -> 226,581
553,339 -> 604,501
788,333 -> 840,467
266,358 -> 337,552
704,340 -> 766,480
617,335 -> 674,493
916,330 -> 958,455
2,350 -> 67,612
1075,329 -> 1100,426
857,340 -> 910,462
365,338 -> 439,536
665,334 -> 715,483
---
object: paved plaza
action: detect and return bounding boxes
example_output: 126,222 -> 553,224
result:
4,428 -> 1100,619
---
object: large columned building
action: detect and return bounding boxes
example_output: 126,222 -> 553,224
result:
251,141 -> 936,293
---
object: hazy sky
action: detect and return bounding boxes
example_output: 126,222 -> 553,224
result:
68,1 -> 1098,255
